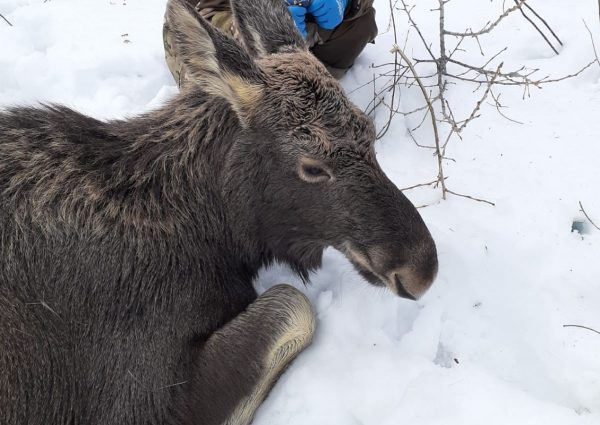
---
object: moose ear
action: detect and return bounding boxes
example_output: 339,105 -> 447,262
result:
231,0 -> 308,57
165,0 -> 264,122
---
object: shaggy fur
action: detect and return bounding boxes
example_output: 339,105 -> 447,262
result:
0,0 -> 437,424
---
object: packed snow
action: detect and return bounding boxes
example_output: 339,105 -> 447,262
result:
1,0 -> 599,423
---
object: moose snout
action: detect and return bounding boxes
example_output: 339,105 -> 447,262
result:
342,238 -> 438,300
388,264 -> 436,300
386,239 -> 438,300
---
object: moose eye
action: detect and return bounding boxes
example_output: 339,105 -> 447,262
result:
304,166 -> 326,177
299,160 -> 332,183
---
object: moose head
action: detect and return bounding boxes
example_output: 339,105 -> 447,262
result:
166,0 -> 438,299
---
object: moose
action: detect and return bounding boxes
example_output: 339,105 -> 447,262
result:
0,0 -> 438,424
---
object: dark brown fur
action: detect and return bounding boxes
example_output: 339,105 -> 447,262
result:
0,0 -> 437,424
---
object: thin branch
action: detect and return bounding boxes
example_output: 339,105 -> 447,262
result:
370,72 -> 377,119
407,128 -> 436,149
513,0 -> 559,55
401,179 -> 440,191
376,0 -> 402,140
537,60 -> 597,83
579,201 -> 600,231
445,0 -> 527,37
446,189 -> 496,206
445,57 -> 539,84
456,62 -> 503,133
394,45 -> 447,198
563,324 -> 600,336
489,89 -> 524,124
399,0 -> 436,60
522,2 -> 563,46
1,12 -> 13,26
443,60 -> 595,86
583,20 -> 600,70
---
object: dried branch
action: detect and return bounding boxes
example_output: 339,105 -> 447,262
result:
579,201 -> 600,231
399,0 -> 436,61
583,20 -> 600,70
563,324 -> 600,336
456,63 -> 503,133
376,0 -> 402,140
522,2 -> 563,46
446,189 -> 496,206
1,12 -> 12,26
489,89 -> 524,124
445,0 -> 527,37
444,57 -> 539,86
393,45 -> 447,197
401,179 -> 440,191
443,60 -> 595,87
535,60 -> 597,84
513,0 -> 559,55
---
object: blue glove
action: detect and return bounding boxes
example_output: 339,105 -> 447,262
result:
288,5 -> 308,38
307,0 -> 348,30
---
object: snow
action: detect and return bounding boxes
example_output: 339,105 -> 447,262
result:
1,0 -> 599,423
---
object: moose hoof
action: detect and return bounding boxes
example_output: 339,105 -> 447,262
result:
259,284 -> 315,370
224,285 -> 315,425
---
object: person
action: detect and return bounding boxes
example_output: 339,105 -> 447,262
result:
163,0 -> 377,85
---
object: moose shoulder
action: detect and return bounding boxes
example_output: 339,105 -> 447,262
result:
0,0 -> 438,424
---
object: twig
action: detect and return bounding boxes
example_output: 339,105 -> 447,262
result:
489,89 -> 524,124
446,189 -> 496,206
522,2 -> 563,46
513,0 -> 559,55
456,62 -> 503,133
443,60 -> 595,86
537,60 -> 597,83
377,0 -> 402,139
579,201 -> 600,231
583,20 -> 600,70
445,0 -> 527,37
407,128 -> 435,149
399,0 -> 436,60
563,324 -> 600,336
1,12 -> 12,26
401,179 -> 440,191
394,45 -> 447,198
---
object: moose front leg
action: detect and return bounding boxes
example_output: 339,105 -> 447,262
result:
185,284 -> 316,425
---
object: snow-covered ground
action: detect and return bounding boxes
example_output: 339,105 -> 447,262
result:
1,0 -> 599,423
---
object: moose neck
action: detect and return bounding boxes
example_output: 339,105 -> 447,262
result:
124,88 -> 271,281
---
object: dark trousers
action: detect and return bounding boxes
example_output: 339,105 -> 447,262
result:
311,6 -> 377,78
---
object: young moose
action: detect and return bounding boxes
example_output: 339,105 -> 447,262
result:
0,0 -> 438,424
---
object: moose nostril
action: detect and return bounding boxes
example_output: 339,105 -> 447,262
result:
393,273 -> 417,301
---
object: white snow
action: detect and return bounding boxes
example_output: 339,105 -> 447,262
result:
1,0 -> 599,423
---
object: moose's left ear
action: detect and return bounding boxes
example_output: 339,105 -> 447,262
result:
166,0 -> 265,123
230,0 -> 308,57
